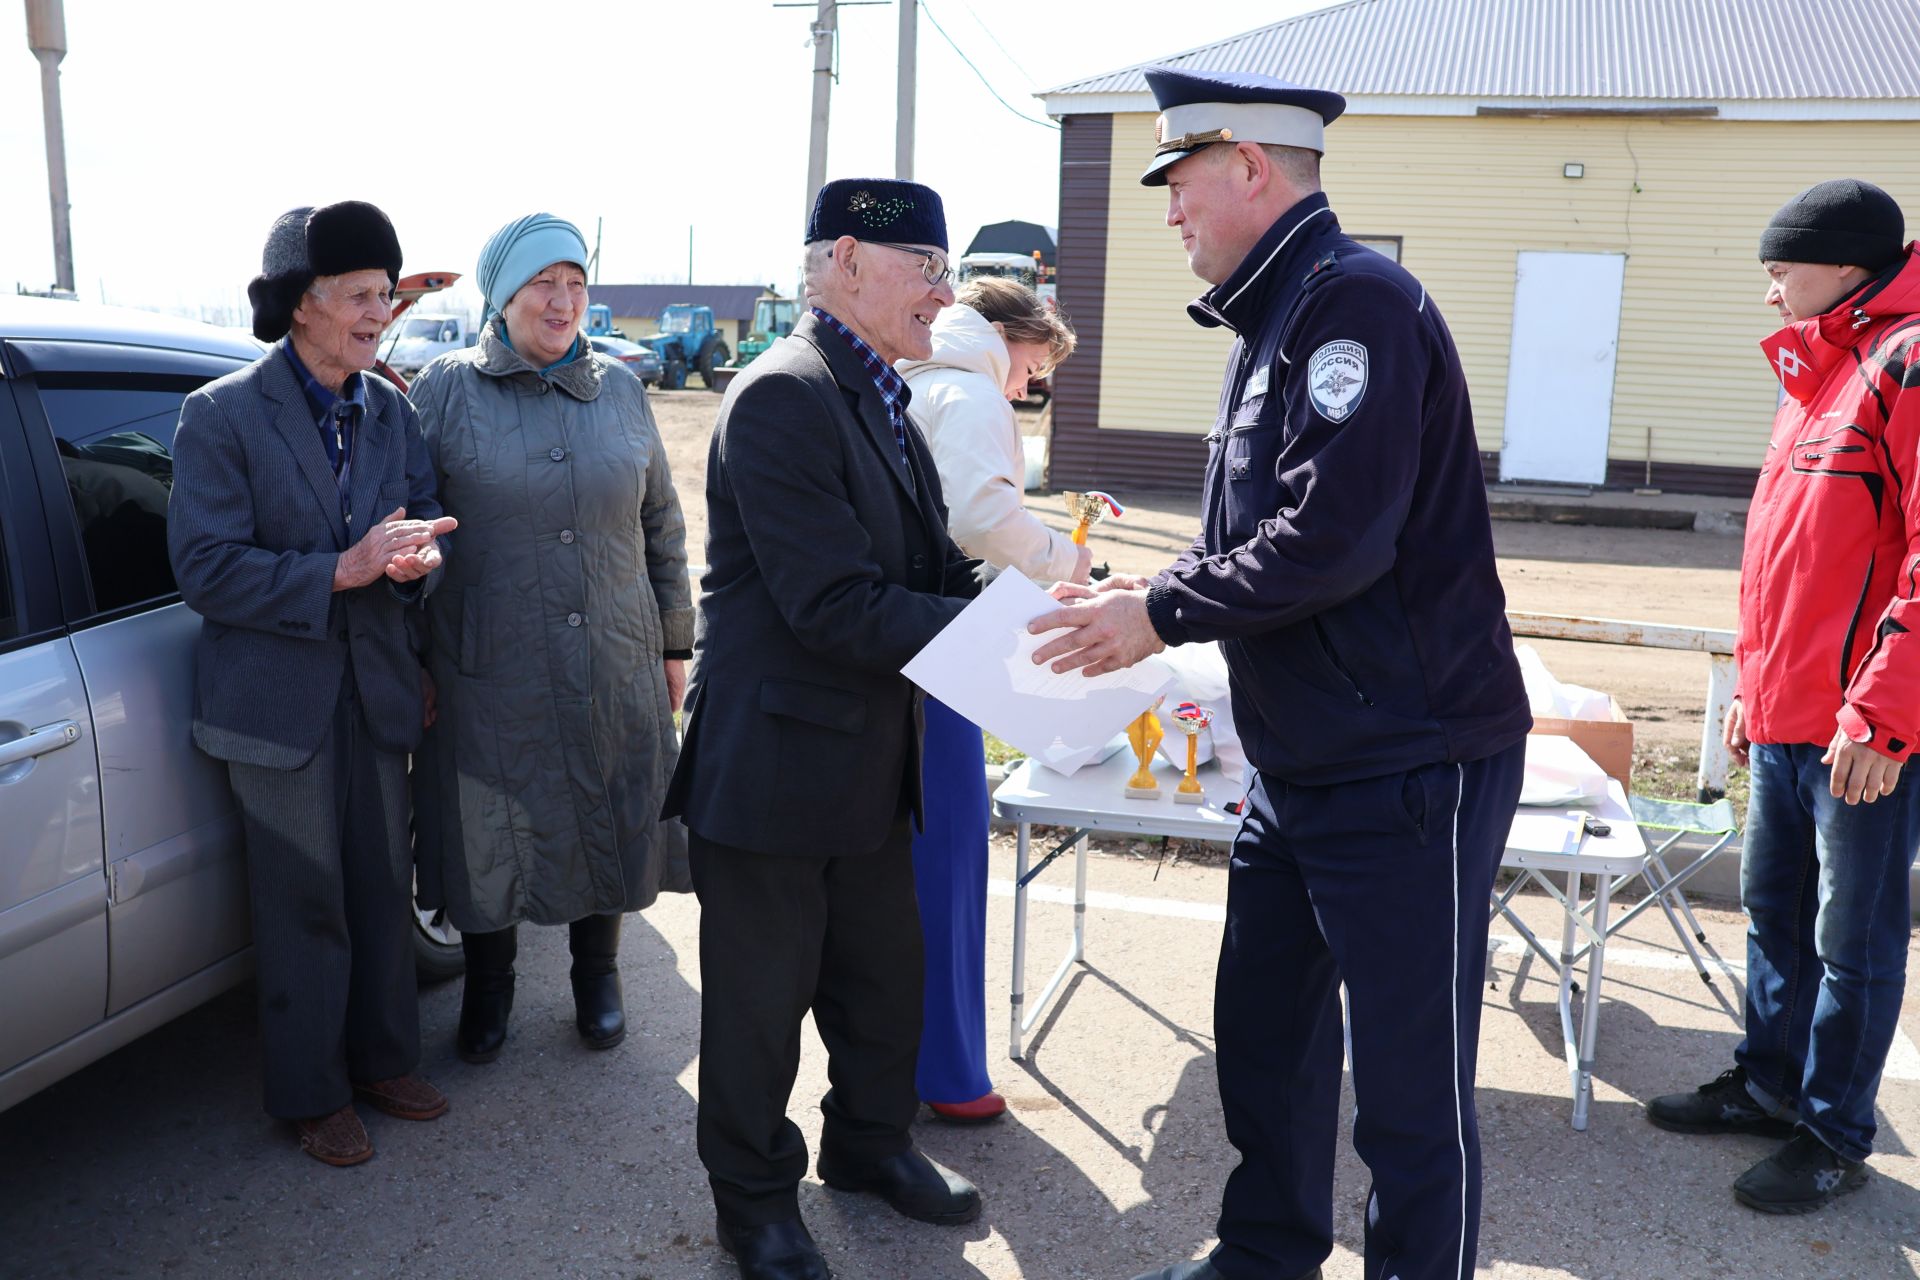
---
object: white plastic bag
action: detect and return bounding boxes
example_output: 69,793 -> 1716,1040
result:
1516,644 -> 1613,721
1149,642 -> 1245,782
1520,734 -> 1611,807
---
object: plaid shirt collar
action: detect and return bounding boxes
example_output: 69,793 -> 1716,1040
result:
812,307 -> 911,463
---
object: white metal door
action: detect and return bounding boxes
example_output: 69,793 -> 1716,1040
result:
1499,251 -> 1627,485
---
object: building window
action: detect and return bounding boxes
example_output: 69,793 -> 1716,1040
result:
1354,236 -> 1402,263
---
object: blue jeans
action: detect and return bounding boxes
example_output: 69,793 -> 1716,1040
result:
1735,742 -> 1920,1162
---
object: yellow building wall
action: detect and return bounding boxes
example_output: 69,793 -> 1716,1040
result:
1097,111 -> 1920,472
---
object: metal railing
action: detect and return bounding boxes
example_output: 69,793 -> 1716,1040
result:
1507,611 -> 1736,801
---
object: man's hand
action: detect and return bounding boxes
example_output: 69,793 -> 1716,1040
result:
1823,726 -> 1904,805
333,508 -> 456,591
386,516 -> 459,583
1028,588 -> 1165,676
420,665 -> 438,730
1724,697 -> 1751,768
664,658 -> 687,714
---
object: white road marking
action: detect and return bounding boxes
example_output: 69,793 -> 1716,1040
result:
989,879 -> 1920,1082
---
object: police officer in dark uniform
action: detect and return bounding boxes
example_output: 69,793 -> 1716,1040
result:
1030,68 -> 1532,1280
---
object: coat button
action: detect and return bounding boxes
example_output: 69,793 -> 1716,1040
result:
560,529 -> 575,544
549,447 -> 566,461
911,553 -> 927,570
567,612 -> 584,627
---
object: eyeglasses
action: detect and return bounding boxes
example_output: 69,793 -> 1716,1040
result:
865,241 -> 952,288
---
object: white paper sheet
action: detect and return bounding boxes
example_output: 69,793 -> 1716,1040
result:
1506,812 -> 1583,856
902,568 -> 1177,775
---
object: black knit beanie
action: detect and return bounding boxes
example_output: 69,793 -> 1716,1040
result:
1758,179 -> 1905,271
246,201 -> 404,342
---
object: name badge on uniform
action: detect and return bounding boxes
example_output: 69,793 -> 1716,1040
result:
1242,365 -> 1271,402
1306,340 -> 1368,422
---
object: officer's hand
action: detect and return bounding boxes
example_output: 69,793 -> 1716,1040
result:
1823,726 -> 1903,805
1724,698 -> 1750,768
1048,580 -> 1095,603
1096,573 -> 1151,593
1028,588 -> 1166,676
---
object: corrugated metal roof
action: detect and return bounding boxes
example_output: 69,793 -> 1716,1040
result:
1046,0 -> 1920,101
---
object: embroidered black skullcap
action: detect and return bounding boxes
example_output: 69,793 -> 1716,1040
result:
806,179 -> 948,253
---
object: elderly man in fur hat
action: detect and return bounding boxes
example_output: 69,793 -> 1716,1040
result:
168,200 -> 457,1167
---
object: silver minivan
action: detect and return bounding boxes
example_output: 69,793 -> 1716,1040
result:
0,298 -> 458,1113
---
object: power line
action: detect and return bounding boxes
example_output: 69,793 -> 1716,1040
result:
956,0 -> 1041,90
919,0 -> 1060,130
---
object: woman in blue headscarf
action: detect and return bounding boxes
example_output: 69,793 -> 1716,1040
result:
409,214 -> 694,1063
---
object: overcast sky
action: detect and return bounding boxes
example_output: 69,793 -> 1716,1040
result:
0,0 -> 1325,323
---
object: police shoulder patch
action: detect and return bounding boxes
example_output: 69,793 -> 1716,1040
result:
1306,340 -> 1368,423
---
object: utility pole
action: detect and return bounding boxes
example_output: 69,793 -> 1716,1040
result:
25,0 -> 74,294
806,0 -> 835,229
688,226 -> 694,285
591,216 -> 602,284
895,0 -> 915,179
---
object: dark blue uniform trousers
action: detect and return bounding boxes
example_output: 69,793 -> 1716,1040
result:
1210,742 -> 1525,1280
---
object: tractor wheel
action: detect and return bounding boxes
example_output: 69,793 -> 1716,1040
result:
700,342 -> 730,389
665,354 -> 686,390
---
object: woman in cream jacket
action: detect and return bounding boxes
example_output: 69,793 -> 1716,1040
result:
898,278 -> 1079,1122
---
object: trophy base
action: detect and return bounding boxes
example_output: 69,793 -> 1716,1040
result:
1124,783 -> 1161,800
1173,788 -> 1205,804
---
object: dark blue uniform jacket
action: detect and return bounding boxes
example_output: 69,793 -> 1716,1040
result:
1144,194 -> 1530,785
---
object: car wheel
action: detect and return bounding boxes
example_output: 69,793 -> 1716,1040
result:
414,896 -> 464,983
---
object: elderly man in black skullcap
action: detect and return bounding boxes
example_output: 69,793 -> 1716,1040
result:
168,201 -> 456,1167
663,178 -> 987,1279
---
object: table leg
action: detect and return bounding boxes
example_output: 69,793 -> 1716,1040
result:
1574,870 -> 1613,1133
1071,832 -> 1088,965
1558,869 -> 1585,1131
1010,821 -> 1031,1061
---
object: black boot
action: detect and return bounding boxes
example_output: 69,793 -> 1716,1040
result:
457,926 -> 517,1064
569,913 -> 626,1049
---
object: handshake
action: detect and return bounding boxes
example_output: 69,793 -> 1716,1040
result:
332,507 -> 460,592
1027,571 -> 1166,678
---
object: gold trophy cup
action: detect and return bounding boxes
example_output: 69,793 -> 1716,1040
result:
1065,490 -> 1124,546
1124,702 -> 1164,799
1171,702 -> 1214,804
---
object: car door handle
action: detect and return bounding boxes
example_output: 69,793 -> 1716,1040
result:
0,720 -> 82,771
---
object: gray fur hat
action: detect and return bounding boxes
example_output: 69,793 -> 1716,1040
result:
247,201 -> 403,342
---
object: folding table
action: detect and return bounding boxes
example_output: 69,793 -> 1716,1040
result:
990,751 -> 1242,1060
1490,779 -> 1648,1130
993,756 -> 1650,1133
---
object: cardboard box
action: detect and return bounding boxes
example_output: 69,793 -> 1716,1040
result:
1530,697 -> 1634,792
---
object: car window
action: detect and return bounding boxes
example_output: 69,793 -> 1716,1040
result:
0,476 -> 16,643
39,382 -> 193,615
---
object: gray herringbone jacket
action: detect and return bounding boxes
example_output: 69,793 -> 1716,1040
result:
409,325 -> 693,929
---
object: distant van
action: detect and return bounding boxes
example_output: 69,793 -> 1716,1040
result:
385,314 -> 474,377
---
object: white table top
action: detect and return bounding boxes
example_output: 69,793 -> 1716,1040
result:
993,753 -> 1246,840
994,759 -> 1648,874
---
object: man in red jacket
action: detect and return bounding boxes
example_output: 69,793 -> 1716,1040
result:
1649,179 -> 1920,1214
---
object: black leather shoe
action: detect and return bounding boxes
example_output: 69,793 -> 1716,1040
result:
817,1147 -> 981,1225
1130,1263 -> 1319,1280
715,1217 -> 832,1280
457,927 -> 517,1064
569,914 -> 627,1049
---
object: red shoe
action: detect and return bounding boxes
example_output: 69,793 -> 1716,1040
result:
927,1092 -> 1007,1124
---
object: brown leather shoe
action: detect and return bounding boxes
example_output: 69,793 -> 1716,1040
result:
352,1074 -> 449,1121
295,1105 -> 373,1167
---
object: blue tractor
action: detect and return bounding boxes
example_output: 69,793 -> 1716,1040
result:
643,303 -> 731,390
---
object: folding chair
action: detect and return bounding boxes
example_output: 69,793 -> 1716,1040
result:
1606,794 -> 1739,984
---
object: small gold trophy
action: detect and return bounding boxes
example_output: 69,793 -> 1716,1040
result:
1171,702 -> 1214,804
1124,702 -> 1164,799
1065,490 -> 1124,546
